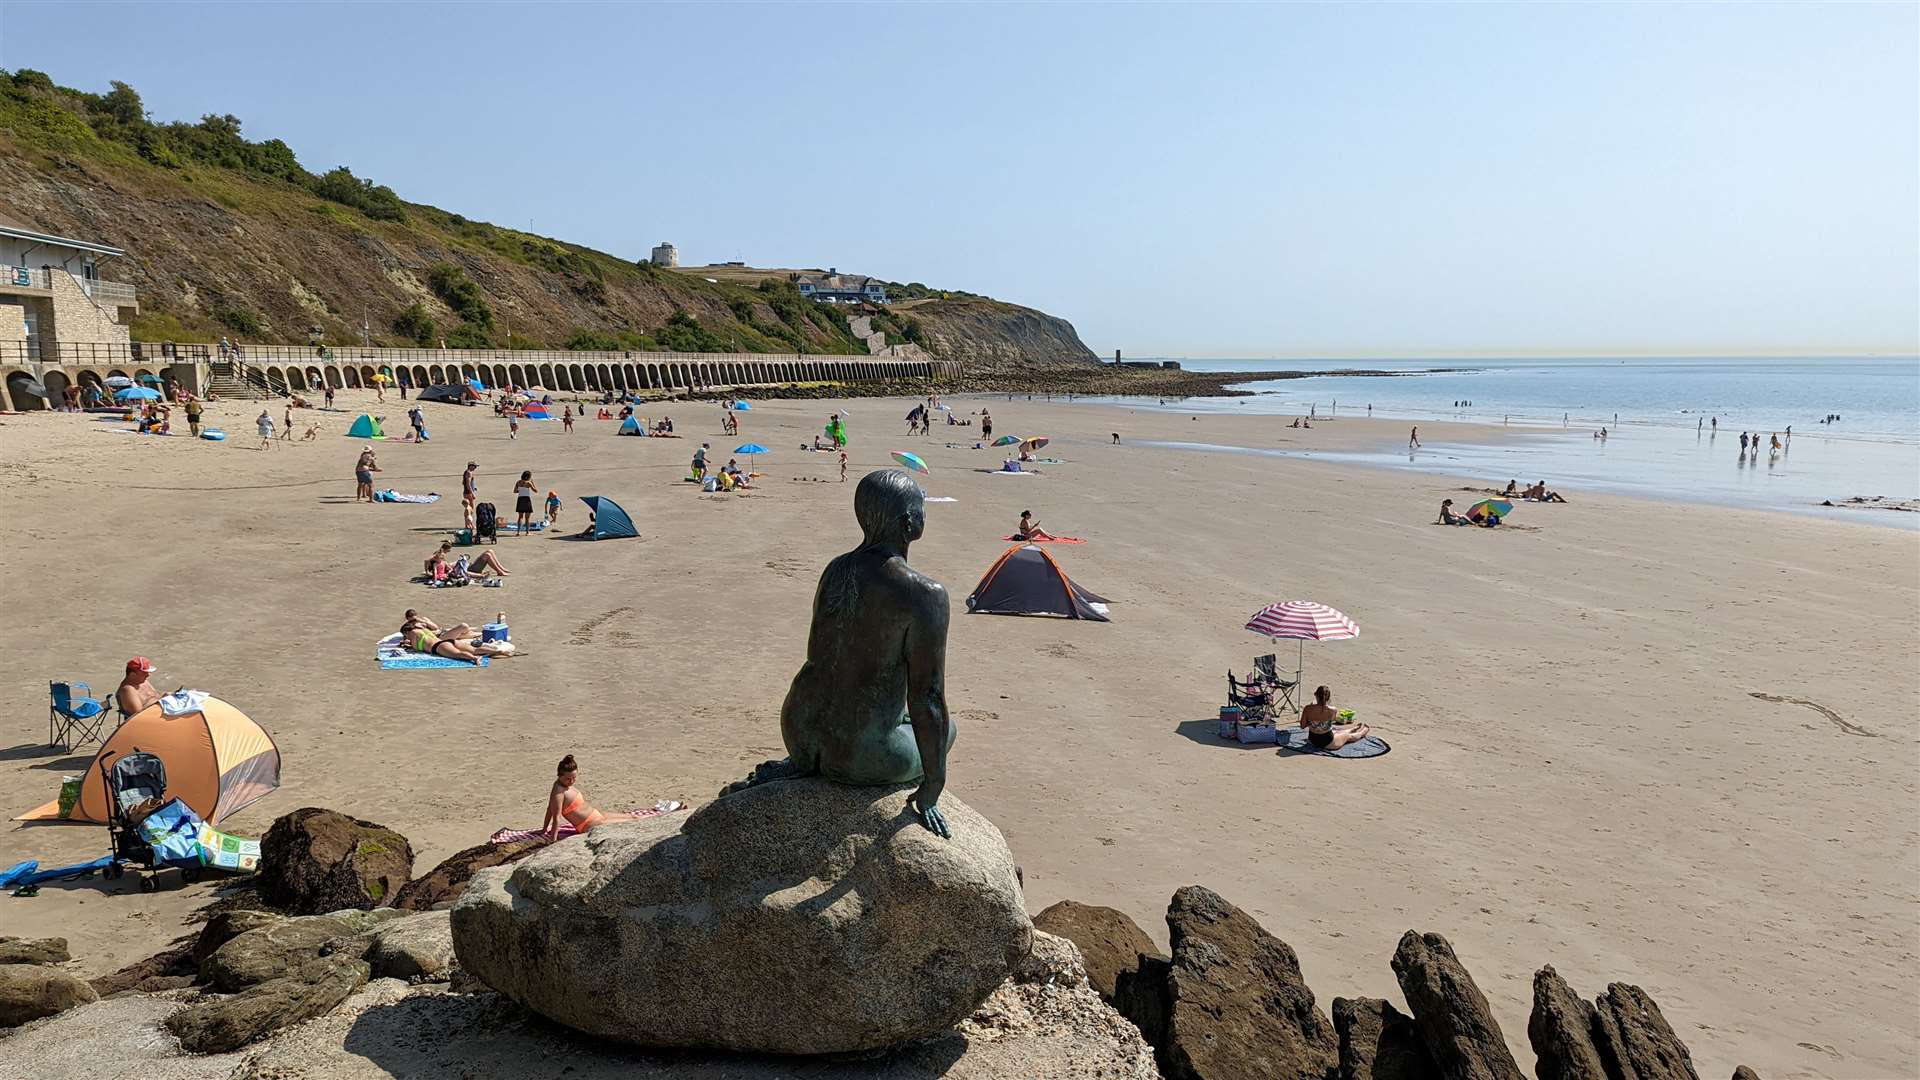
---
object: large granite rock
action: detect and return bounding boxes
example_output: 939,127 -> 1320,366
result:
392,838 -> 542,911
1590,983 -> 1700,1080
192,909 -> 286,967
1332,996 -> 1436,1080
201,908 -> 407,991
258,807 -> 414,914
1118,885 -> 1339,1080
1390,931 -> 1524,1080
165,954 -> 370,1053
1729,1068 -> 1761,1080
0,936 -> 70,966
0,963 -> 98,1027
1529,966 -> 1608,1080
362,909 -> 455,980
1032,899 -> 1164,1000
453,777 -> 1031,1055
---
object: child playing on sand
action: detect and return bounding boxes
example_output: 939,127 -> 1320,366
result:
545,490 -> 562,525
508,415 -> 520,440
839,451 -> 848,482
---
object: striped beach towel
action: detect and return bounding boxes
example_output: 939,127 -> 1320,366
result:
489,800 -> 687,845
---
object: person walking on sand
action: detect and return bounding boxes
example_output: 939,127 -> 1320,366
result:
1739,432 -> 1749,454
562,405 -> 574,433
839,450 -> 848,483
355,446 -> 380,502
508,414 -> 519,440
281,405 -> 294,441
1408,426 -> 1420,449
513,471 -> 537,534
185,396 -> 204,438
256,410 -> 275,449
981,410 -> 992,440
324,383 -> 335,410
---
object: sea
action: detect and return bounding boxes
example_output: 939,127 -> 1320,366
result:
1085,356 -> 1920,528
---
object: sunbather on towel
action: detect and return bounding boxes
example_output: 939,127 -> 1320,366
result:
1300,685 -> 1370,751
399,609 -> 508,661
543,754 -> 646,841
426,541 -> 510,578
1014,510 -> 1057,542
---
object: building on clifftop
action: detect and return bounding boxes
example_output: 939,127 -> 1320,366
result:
649,242 -> 679,268
793,269 -> 888,305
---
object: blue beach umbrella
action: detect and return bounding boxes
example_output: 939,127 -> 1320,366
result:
115,386 -> 161,402
138,373 -> 164,384
732,400 -> 752,410
467,378 -> 485,392
734,442 -> 769,469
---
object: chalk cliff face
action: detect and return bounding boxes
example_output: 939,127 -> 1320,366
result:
0,76 -> 1096,369
894,296 -> 1098,369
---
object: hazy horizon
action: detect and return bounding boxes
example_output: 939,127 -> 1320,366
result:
4,1 -> 1916,358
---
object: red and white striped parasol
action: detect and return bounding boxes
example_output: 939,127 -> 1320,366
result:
1244,601 -> 1358,694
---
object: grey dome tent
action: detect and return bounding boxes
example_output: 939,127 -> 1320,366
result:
578,495 -> 638,540
966,545 -> 1110,620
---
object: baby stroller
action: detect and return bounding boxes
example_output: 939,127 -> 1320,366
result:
100,751 -> 203,892
474,501 -> 498,543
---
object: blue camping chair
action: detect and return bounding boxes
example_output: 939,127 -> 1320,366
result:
49,681 -> 114,751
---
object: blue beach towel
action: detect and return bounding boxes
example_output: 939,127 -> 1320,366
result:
381,653 -> 488,670
1276,728 -> 1392,758
21,856 -> 116,885
0,860 -> 38,888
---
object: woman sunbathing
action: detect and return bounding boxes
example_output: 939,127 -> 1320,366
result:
1014,510 -> 1057,541
426,541 -> 510,578
400,609 -> 510,661
1300,685 -> 1371,751
1437,498 -> 1470,526
543,754 -> 645,841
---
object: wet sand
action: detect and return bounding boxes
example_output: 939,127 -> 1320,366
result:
1,391 -> 1914,1078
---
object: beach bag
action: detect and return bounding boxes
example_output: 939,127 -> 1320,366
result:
474,501 -> 498,540
139,798 -> 207,866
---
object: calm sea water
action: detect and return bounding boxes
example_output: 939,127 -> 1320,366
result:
1086,356 -> 1920,527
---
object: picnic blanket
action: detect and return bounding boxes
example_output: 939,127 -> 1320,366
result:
499,520 -> 548,533
1276,729 -> 1391,758
373,490 -> 441,504
1003,535 -> 1085,544
489,800 -> 688,844
376,632 -> 488,669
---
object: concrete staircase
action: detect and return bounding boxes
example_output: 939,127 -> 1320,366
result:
207,361 -> 269,400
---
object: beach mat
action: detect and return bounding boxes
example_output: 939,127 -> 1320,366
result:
382,653 -> 488,669
489,800 -> 688,844
499,521 -> 548,532
1276,729 -> 1391,758
1001,535 -> 1085,544
373,491 -> 441,504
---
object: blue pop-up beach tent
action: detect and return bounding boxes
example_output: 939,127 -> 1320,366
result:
617,416 -> 642,435
579,496 -> 637,539
346,414 -> 385,439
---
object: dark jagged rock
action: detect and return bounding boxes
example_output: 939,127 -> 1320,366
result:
1119,885 -> 1338,1080
0,964 -> 98,1027
391,838 -> 542,911
89,943 -> 195,997
1529,966 -> 1608,1080
1390,931 -> 1524,1080
164,954 -> 369,1053
1032,899 -> 1164,1000
258,808 -> 414,914
201,909 -> 406,992
1332,996 -> 1437,1080
1113,952 -> 1173,1055
0,937 -> 70,966
1730,1067 -> 1761,1080
1591,983 -> 1700,1080
192,910 -> 286,967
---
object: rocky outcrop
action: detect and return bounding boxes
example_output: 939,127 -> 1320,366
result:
192,909 -> 285,967
258,807 -> 414,914
391,838 -> 542,911
362,910 -> 454,981
0,937 -> 70,966
454,777 -> 1031,1055
1392,931 -> 1524,1080
1528,968 -> 1701,1080
89,942 -> 196,997
1333,996 -> 1436,1080
1591,983 -> 1700,1080
901,297 -> 1097,369
0,963 -> 98,1027
1117,885 -> 1338,1080
201,908 -> 407,991
165,954 -> 370,1053
1529,966 -> 1609,1080
1730,1068 -> 1761,1080
1032,899 -> 1163,1000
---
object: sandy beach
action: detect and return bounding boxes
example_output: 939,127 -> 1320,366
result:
2,391 -> 1914,1079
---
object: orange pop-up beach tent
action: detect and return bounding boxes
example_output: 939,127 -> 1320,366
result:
17,697 -> 280,826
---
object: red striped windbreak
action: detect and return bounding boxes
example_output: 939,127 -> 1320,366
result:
1244,601 -> 1358,640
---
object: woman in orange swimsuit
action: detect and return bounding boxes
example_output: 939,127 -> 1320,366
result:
542,755 -> 642,842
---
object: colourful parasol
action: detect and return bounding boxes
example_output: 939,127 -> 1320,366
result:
1243,600 -> 1360,701
890,450 -> 930,475
992,435 -> 1022,446
1466,499 -> 1512,522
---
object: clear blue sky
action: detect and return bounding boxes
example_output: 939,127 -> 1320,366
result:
5,2 -> 1915,357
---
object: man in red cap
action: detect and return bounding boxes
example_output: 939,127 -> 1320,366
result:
116,657 -> 159,718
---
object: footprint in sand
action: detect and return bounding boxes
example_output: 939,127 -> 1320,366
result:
1748,692 -> 1879,738
568,606 -> 634,647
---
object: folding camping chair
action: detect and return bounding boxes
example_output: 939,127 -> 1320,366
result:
1226,671 -> 1276,724
49,680 -> 114,751
1253,653 -> 1301,713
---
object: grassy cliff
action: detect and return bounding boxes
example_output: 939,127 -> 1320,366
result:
0,70 -> 1095,366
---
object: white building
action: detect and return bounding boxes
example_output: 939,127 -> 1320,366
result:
649,242 -> 679,268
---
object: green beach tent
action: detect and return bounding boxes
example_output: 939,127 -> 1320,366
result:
346,414 -> 385,439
